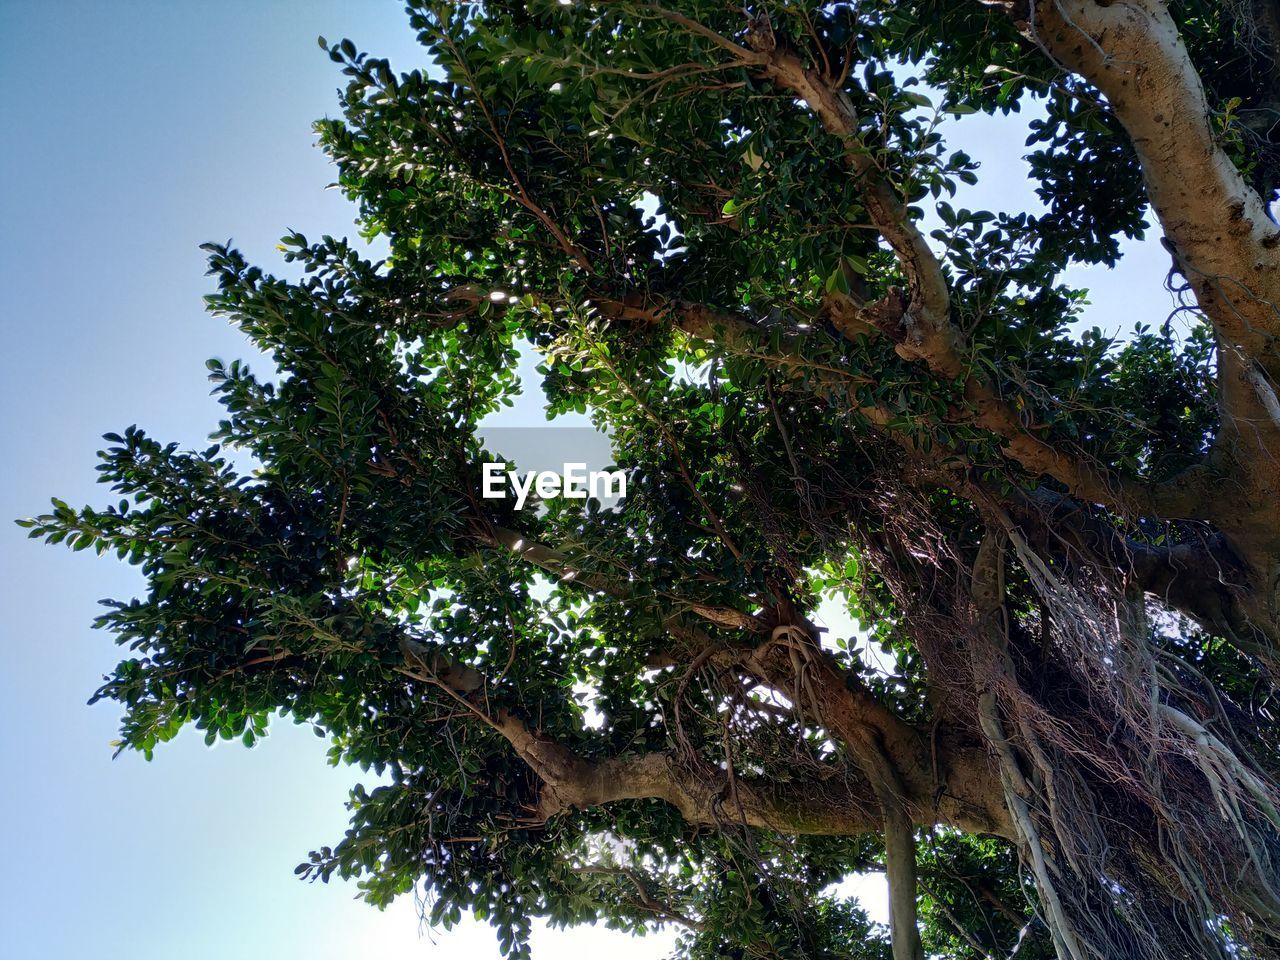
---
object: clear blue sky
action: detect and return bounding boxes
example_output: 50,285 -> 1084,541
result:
0,3 -> 1171,958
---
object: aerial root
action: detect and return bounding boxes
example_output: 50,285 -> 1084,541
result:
969,518 -> 1280,958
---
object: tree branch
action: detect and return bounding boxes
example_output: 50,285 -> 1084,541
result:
735,28 -> 1195,519
1005,486 -> 1280,670
1003,0 -> 1280,529
1011,0 -> 1280,353
399,634 -> 894,834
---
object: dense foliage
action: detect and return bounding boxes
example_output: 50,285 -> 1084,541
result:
25,3 -> 1280,958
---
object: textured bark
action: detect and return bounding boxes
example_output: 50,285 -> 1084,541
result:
403,628 -> 1013,840
1003,0 -> 1280,609
727,635 -> 1010,837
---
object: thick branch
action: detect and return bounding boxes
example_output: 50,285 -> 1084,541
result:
748,39 -> 952,346
1006,0 -> 1280,527
401,630 -> 1011,839
400,634 -> 883,833
740,32 -> 1194,518
608,288 -> 1208,522
717,630 -> 1011,837
1011,0 -> 1280,354
1006,487 -> 1280,670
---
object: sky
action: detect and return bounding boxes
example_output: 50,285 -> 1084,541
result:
0,2 -> 1173,958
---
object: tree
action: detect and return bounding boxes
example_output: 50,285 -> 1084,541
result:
22,1 -> 1280,957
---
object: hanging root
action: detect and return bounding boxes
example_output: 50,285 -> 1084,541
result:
861,739 -> 926,960
971,528 -> 1094,960
967,515 -> 1280,960
736,440 -> 1280,956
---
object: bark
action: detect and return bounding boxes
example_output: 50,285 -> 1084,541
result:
1008,487 -> 1280,669
1000,0 -> 1280,628
401,633 -> 1012,838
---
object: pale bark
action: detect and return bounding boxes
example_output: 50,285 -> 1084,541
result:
1000,0 -> 1280,603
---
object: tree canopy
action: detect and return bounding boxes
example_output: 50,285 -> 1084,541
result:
23,2 -> 1280,958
